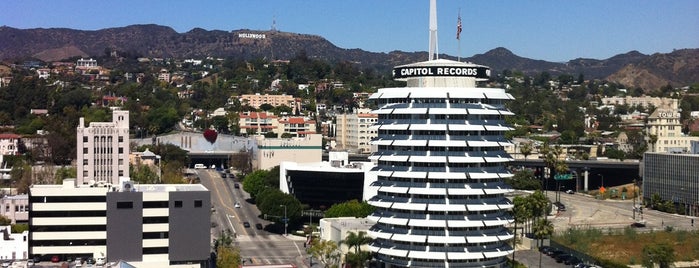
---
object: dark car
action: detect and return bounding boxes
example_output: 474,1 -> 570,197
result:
234,183 -> 240,189
555,253 -> 573,263
549,250 -> 566,258
243,222 -> 251,228
565,256 -> 582,265
255,223 -> 264,230
539,246 -> 553,254
220,173 -> 227,178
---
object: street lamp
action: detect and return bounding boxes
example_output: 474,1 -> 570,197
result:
280,204 -> 288,236
598,174 -> 604,188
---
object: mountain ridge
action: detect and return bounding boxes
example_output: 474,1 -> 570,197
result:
1,25 -> 696,90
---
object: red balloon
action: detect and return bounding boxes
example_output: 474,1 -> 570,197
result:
203,129 -> 218,144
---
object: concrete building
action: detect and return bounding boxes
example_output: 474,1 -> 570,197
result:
642,153 -> 699,217
335,109 -> 378,154
318,217 -> 375,263
0,133 -> 20,156
279,153 -> 374,209
0,195 -> 28,224
238,112 -> 316,138
600,96 -> 676,109
239,94 -> 295,110
254,134 -> 323,170
645,101 -> 699,153
0,225 -> 28,261
366,10 -> 515,264
76,110 -> 130,185
29,179 -> 210,267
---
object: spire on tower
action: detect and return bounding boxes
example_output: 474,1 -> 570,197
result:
428,0 -> 439,61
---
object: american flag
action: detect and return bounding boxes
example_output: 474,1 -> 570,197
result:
456,14 -> 463,40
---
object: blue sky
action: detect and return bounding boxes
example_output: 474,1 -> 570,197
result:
2,0 -> 697,62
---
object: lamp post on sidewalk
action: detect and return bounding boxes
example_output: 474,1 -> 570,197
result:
280,204 -> 288,236
598,174 -> 604,188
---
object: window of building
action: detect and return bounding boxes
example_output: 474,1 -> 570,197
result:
118,147 -> 124,154
117,201 -> 133,209
83,136 -> 88,142
174,200 -> 183,208
118,136 -> 124,142
83,148 -> 88,154
194,200 -> 203,207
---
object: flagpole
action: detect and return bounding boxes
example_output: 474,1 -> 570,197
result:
457,8 -> 462,62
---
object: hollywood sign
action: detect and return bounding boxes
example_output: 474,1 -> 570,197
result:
238,33 -> 266,39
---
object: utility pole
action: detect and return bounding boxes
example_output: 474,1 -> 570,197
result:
280,205 -> 288,236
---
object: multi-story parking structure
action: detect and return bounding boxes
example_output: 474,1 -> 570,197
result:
366,58 -> 515,268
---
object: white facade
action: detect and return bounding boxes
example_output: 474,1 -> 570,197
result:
76,110 -> 130,185
0,134 -> 20,156
318,217 -> 375,263
254,134 -> 323,170
0,195 -> 28,224
0,226 -> 28,261
645,101 -> 699,153
335,109 -> 378,154
367,59 -> 515,268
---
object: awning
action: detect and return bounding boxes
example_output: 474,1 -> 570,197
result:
379,155 -> 410,161
393,108 -> 428,114
410,91 -> 448,98
449,91 -> 485,99
408,251 -> 445,260
392,234 -> 427,243
367,200 -> 392,208
469,172 -> 500,179
408,187 -> 447,195
428,235 -> 466,244
408,219 -> 446,227
467,235 -> 499,243
372,140 -> 394,146
429,108 -> 468,114
499,110 -> 515,116
372,108 -> 394,114
467,141 -> 501,147
484,125 -> 514,131
378,248 -> 409,257
392,171 -> 427,178
483,250 -> 513,258
392,202 -> 426,211
392,139 -> 427,146
483,218 -> 512,226
467,108 -> 501,115
367,230 -> 393,240
448,124 -> 485,131
377,91 -> 410,99
449,156 -> 484,163
483,157 -> 511,163
483,188 -> 513,194
447,220 -> 484,228
379,124 -> 409,130
378,186 -> 409,194
484,91 -> 514,100
467,204 -> 500,211
429,204 -> 467,212
409,156 -> 447,163
378,217 -> 410,225
427,172 -> 467,179
410,124 -> 448,131
448,188 -> 485,195
429,140 -> 467,147
447,252 -> 484,260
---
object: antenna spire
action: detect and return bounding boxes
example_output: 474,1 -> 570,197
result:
428,0 -> 438,60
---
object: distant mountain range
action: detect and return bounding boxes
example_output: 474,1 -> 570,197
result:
1,24 -> 697,90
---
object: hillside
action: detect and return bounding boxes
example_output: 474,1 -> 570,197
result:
1,25 -> 697,89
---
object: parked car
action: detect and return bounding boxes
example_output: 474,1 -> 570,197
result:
234,202 -> 241,208
243,222 -> 251,228
234,183 -> 240,189
51,255 -> 60,263
255,223 -> 264,230
565,256 -> 582,265
555,253 -> 573,263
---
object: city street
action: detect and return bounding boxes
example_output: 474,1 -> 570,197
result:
198,169 -> 313,267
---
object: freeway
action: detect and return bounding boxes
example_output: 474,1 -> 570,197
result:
198,169 -> 314,267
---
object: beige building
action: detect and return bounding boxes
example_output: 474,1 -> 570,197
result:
0,133 -> 20,156
0,195 -> 28,224
76,110 -> 130,185
239,93 -> 295,109
646,101 -> 699,153
601,96 -> 676,109
238,112 -> 316,138
335,109 -> 377,154
254,134 -> 323,170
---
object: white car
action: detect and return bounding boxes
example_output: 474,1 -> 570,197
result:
234,202 -> 241,208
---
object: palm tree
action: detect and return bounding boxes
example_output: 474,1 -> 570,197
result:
533,218 -> 555,268
520,142 -> 533,160
342,231 -> 372,254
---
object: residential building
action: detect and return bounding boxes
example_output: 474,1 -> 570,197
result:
239,112 -> 279,136
277,117 -> 316,137
367,58 -> 515,266
643,153 -> 698,216
29,179 -> 210,267
645,101 -> 699,153
0,134 -> 20,156
335,109 -> 378,154
601,96 -> 675,109
0,195 -> 28,224
76,58 -> 98,69
157,69 -> 170,82
0,225 -> 28,261
239,93 -> 295,110
76,110 -> 130,185
254,134 -> 322,170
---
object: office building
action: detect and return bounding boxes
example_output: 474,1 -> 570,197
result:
76,110 -> 130,185
29,179 -> 210,267
642,152 -> 698,216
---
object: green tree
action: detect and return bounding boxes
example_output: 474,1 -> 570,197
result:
519,142 -> 533,160
308,239 -> 341,268
324,200 -> 375,218
506,169 -> 541,190
342,231 -> 373,255
642,243 -> 675,268
242,170 -> 271,198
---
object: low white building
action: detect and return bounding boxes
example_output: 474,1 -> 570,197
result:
0,225 -> 28,261
318,217 -> 374,263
